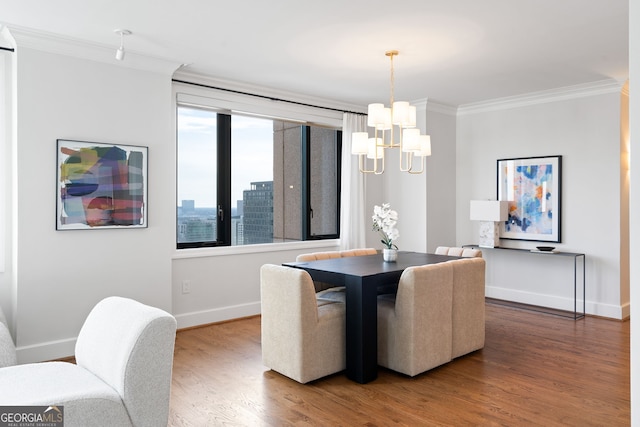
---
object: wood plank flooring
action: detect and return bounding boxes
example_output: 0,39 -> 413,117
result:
168,301 -> 630,426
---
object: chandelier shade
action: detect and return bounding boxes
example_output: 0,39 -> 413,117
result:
352,50 -> 431,174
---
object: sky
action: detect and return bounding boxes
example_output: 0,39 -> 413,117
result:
177,107 -> 273,209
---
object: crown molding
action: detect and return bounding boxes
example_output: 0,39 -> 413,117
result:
457,79 -> 627,116
406,97 -> 458,116
428,101 -> 458,116
6,25 -> 181,76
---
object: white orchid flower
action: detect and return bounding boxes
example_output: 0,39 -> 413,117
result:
372,203 -> 399,250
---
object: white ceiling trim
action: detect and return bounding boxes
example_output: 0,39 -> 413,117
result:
457,79 -> 626,116
7,25 -> 181,76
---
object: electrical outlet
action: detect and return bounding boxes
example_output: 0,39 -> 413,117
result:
181,280 -> 191,294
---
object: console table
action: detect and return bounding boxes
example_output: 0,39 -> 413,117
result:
464,245 -> 585,320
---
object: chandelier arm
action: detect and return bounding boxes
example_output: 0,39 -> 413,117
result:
375,157 -> 384,175
400,151 -> 413,172
407,156 -> 426,174
359,153 -> 376,174
398,124 -> 412,172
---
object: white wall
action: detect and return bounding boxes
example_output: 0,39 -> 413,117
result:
10,39 -> 177,362
171,242 -> 340,328
456,84 -> 628,319
426,103 -> 458,252
0,37 -> 13,331
629,0 -> 638,423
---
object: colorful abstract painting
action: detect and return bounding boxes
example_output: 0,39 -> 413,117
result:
56,140 -> 148,230
497,155 -> 561,242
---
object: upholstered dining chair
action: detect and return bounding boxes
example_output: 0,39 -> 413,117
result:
260,264 -> 346,383
377,262 -> 454,377
295,248 -> 377,295
435,246 -> 483,258
0,296 -> 177,427
449,257 -> 486,358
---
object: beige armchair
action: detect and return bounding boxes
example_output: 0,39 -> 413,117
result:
260,264 -> 346,383
435,246 -> 483,258
377,257 -> 487,377
377,262 -> 454,377
450,257 -> 486,358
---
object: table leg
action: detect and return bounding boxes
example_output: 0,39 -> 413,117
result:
344,276 -> 378,383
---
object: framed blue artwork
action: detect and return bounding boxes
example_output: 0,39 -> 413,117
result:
497,155 -> 561,243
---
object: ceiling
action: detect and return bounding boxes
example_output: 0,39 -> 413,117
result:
0,0 -> 629,108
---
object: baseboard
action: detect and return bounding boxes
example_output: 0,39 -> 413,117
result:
486,286 -> 625,320
17,337 -> 77,364
15,301 -> 262,363
174,301 -> 261,330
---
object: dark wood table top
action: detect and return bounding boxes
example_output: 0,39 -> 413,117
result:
284,251 -> 461,279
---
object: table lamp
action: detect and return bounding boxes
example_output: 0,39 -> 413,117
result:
470,200 -> 509,248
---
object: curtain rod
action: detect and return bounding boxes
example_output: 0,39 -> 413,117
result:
0,46 -> 15,52
172,78 -> 366,116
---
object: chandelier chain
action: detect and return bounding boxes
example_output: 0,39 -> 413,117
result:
390,53 -> 394,107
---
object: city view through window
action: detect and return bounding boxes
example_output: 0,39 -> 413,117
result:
177,105 -> 340,248
177,109 -> 273,245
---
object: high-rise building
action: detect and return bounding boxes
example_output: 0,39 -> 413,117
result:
242,181 -> 273,244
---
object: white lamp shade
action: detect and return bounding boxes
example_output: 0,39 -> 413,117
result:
408,105 -> 417,128
351,132 -> 369,155
415,135 -> 431,157
402,128 -> 421,152
392,101 -> 410,125
367,103 -> 384,127
378,108 -> 392,130
470,200 -> 508,221
367,104 -> 392,130
367,138 -> 384,159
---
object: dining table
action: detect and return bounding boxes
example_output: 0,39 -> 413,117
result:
283,251 -> 461,384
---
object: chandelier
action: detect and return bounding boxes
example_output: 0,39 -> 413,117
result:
351,50 -> 431,174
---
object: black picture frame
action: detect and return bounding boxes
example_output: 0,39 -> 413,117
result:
497,155 -> 561,243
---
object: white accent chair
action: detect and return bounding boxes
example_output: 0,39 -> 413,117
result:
435,246 -> 483,258
260,264 -> 346,383
0,297 -> 177,427
0,306 -> 17,368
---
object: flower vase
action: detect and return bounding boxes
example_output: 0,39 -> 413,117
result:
383,248 -> 398,262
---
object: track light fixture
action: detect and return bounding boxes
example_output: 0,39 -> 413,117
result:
114,29 -> 131,61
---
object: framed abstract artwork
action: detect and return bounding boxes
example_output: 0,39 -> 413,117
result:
497,155 -> 561,242
56,139 -> 148,230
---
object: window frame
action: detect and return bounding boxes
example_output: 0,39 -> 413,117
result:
301,126 -> 342,240
174,83 -> 343,250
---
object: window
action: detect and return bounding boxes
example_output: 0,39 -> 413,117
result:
176,103 -> 341,249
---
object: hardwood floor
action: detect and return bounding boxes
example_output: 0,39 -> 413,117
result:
168,301 -> 630,426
